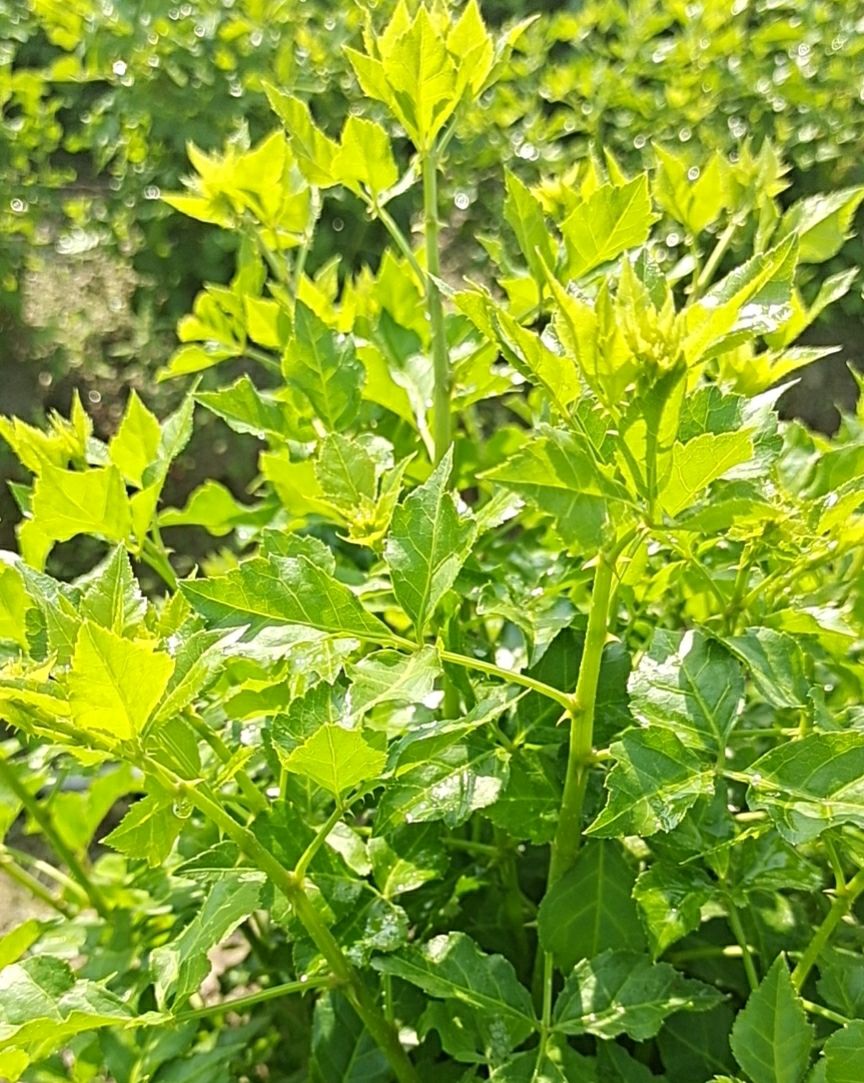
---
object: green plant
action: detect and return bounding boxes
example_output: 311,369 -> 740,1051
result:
1,2 -> 864,1081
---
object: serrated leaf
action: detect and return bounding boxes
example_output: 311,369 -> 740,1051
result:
68,621 -> 175,742
282,302 -> 364,431
817,949 -> 864,1019
552,950 -> 722,1039
368,824 -> 448,899
346,647 -> 440,717
504,171 -> 555,285
102,795 -> 181,867
779,187 -> 864,264
747,733 -> 864,843
482,746 -> 562,844
31,465 -> 132,545
629,629 -> 743,753
659,1005 -> 737,1081
181,554 -> 392,641
79,546 -> 146,635
723,627 -> 810,709
562,175 -> 656,278
281,723 -> 386,796
335,115 -> 398,197
108,391 -> 161,488
822,1020 -> 864,1083
659,431 -> 754,517
730,957 -> 813,1083
489,1038 -> 598,1081
539,840 -> 645,970
195,375 -> 299,440
587,728 -> 714,838
385,448 -> 476,635
373,932 -> 536,1049
633,861 -> 715,956
151,873 -> 264,1008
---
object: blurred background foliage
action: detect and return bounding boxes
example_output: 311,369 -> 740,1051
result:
2,0 -> 864,554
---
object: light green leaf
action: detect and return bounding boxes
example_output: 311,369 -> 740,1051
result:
31,465 -> 131,545
659,431 -> 754,517
102,794 -> 181,867
68,622 -> 175,742
629,629 -> 743,753
539,840 -> 645,971
822,1020 -> 864,1083
181,554 -> 392,641
79,546 -> 146,635
817,949 -> 864,1019
282,302 -> 364,431
108,392 -> 161,488
0,921 -> 42,971
504,171 -> 555,285
159,480 -> 265,536
346,647 -> 440,717
684,237 -> 798,363
654,146 -> 729,234
587,728 -> 714,838
746,733 -> 864,844
0,956 -> 134,1068
385,447 -> 476,636
552,950 -> 722,1040
730,956 -> 813,1083
195,375 -> 302,440
335,115 -> 399,197
379,6 -> 459,150
151,873 -> 264,1008
780,187 -> 864,264
484,426 -> 625,550
373,932 -> 536,1049
264,85 -> 338,187
314,433 -> 378,515
368,824 -> 448,899
281,723 -> 386,796
152,629 -> 230,726
562,175 -> 656,278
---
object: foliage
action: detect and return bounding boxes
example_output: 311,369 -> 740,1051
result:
1,1 -> 864,1081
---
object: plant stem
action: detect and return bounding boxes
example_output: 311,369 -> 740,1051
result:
186,713 -> 267,815
0,756 -> 111,920
792,867 -> 864,992
173,975 -> 335,1024
0,848 -> 74,917
691,216 -> 740,299
368,197 -> 426,288
547,555 -> 616,885
438,648 -> 574,709
422,148 -> 451,462
726,901 -> 759,990
141,538 -> 178,591
143,762 -> 418,1083
801,999 -> 851,1028
293,804 -> 344,881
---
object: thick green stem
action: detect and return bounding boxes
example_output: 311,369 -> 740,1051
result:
0,756 -> 111,919
792,867 -> 864,992
422,149 -> 451,462
547,556 -> 616,886
144,763 -> 418,1083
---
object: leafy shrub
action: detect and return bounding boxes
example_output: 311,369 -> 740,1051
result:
1,2 -> 864,1081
